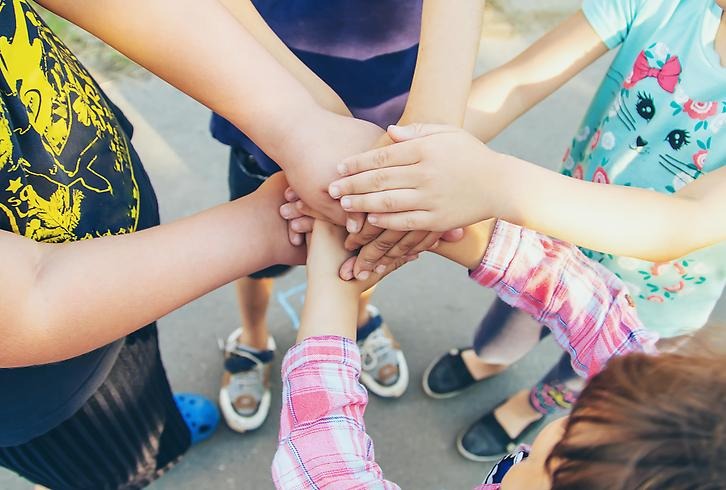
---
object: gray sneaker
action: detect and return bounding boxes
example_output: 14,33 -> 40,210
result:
219,328 -> 275,433
357,306 -> 409,398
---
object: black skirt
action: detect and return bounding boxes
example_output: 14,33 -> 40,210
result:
0,324 -> 191,489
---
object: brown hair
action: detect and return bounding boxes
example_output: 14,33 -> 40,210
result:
547,353 -> 726,490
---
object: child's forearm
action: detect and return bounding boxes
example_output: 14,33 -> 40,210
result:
218,0 -> 351,117
1,182 -> 297,367
434,220 -> 497,270
400,0 -> 484,126
464,10 -> 608,142
496,158 -> 726,262
274,337 -> 398,489
36,0 -> 348,169
298,281 -> 359,342
467,221 -> 658,377
439,220 -> 657,377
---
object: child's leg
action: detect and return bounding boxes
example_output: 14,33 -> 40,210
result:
457,353 -> 582,462
471,298 -> 544,370
527,353 -> 583,418
355,285 -> 410,398
235,276 -> 274,350
357,286 -> 375,327
220,147 -> 289,433
424,298 -> 543,398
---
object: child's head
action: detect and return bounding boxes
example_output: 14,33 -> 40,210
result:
502,353 -> 726,489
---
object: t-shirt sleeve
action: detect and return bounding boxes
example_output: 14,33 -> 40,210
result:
582,0 -> 648,49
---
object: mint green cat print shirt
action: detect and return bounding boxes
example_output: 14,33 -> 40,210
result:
563,0 -> 726,337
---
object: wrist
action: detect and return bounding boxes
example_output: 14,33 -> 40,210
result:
480,152 -> 525,222
256,105 -> 338,171
435,220 -> 496,270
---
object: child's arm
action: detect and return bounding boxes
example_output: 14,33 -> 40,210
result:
399,0 -> 484,128
343,0 -> 485,274
217,0 -> 351,117
330,125 -> 726,262
465,10 -> 609,142
0,175 -> 303,368
36,0 -> 383,224
272,221 -> 405,489
435,220 -> 658,378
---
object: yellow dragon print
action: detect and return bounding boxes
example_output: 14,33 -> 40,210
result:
0,0 -> 140,242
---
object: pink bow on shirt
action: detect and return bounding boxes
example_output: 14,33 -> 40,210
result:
629,51 -> 681,93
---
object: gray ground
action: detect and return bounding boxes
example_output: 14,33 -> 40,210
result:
3,3 -> 725,489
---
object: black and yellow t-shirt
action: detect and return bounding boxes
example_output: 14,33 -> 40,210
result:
0,0 -> 158,446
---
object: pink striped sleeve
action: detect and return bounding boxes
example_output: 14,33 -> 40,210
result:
470,220 -> 658,378
272,336 -> 400,489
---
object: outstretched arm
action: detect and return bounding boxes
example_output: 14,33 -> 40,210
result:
331,125 -> 726,262
343,0 -> 484,276
217,0 -> 351,117
37,0 -> 383,223
272,221 -> 407,489
465,10 -> 608,142
435,220 -> 658,378
0,175 -> 302,368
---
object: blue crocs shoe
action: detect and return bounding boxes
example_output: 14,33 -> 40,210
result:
174,393 -> 220,445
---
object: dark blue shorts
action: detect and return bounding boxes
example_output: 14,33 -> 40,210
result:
228,146 -> 292,280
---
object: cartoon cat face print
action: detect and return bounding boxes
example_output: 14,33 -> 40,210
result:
587,42 -> 725,192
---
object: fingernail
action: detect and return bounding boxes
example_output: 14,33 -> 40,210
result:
375,265 -> 386,274
292,235 -> 302,246
291,222 -> 301,232
329,185 -> 341,198
341,197 -> 351,210
280,208 -> 290,218
431,241 -> 440,250
346,219 -> 359,233
337,163 -> 348,175
357,271 -> 370,281
367,215 -> 378,225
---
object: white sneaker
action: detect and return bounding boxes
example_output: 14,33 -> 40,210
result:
357,306 -> 409,398
219,328 -> 276,433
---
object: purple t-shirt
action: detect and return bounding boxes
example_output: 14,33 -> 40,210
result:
210,0 -> 423,172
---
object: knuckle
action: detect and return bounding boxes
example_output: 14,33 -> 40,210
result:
374,149 -> 389,168
404,216 -> 418,230
373,238 -> 397,252
373,170 -> 388,190
382,194 -> 396,211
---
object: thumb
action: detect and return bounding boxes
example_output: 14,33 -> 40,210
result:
387,123 -> 458,142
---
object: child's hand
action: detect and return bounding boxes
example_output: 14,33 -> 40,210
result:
280,191 -> 433,280
328,124 -> 517,232
339,132 -> 447,280
281,115 -> 384,227
253,173 -> 308,266
306,220 -> 417,293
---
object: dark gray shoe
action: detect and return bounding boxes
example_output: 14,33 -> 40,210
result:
456,409 -> 544,462
422,348 -> 477,399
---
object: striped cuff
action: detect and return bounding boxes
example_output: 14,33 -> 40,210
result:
282,336 -> 361,377
469,220 -> 524,287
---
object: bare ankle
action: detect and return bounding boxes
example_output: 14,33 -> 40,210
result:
237,327 -> 270,351
494,390 -> 543,439
461,349 -> 508,381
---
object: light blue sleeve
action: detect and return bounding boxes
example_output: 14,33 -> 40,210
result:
582,0 -> 650,49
